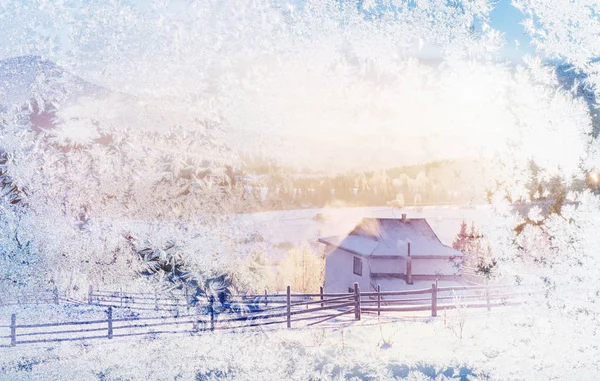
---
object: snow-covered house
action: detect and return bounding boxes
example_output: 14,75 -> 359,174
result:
318,214 -> 463,293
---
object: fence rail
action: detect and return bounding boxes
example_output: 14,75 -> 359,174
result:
0,288 -> 59,307
85,285 -> 320,312
2,282 -> 527,347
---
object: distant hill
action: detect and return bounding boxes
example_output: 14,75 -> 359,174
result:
0,55 -> 113,133
0,55 -> 107,109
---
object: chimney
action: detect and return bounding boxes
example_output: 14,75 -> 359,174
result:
401,213 -> 407,222
406,242 -> 413,285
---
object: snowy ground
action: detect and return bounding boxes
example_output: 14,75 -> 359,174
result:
0,298 -> 593,380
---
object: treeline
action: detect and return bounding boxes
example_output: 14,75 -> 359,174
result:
233,155 -> 491,211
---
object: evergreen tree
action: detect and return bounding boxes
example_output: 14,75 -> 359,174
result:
452,220 -> 497,280
451,220 -> 470,253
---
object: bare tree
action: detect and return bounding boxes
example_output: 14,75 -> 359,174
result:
276,242 -> 324,293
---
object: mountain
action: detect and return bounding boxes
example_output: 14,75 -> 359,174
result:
0,56 -> 118,132
0,55 -> 108,108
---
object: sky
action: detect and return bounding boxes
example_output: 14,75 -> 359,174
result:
287,0 -> 535,62
487,0 -> 534,62
0,1 -> 534,67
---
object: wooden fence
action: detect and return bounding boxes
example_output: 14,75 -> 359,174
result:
87,286 -> 192,312
0,288 -> 59,306
2,283 -> 528,347
86,285 -> 315,312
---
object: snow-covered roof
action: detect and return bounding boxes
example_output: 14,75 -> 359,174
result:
318,217 -> 463,258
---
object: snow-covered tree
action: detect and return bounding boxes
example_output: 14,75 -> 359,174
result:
452,220 -> 497,280
0,86 -> 245,294
277,242 -> 324,293
387,192 -> 405,208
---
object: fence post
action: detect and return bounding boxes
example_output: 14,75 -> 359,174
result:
406,243 -> 413,285
193,303 -> 200,332
431,282 -> 438,317
209,295 -> 215,332
354,282 -> 361,321
107,306 -> 113,339
264,289 -> 268,306
120,288 -> 123,308
377,284 -> 381,316
88,285 -> 93,304
320,286 -> 324,308
154,290 -> 159,311
286,286 -> 291,328
486,279 -> 491,311
10,314 -> 16,346
53,286 -> 59,304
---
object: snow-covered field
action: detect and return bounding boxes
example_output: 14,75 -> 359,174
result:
0,299 -> 593,380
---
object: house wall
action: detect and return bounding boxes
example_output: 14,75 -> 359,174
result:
324,248 -> 463,293
323,248 -> 372,293
411,257 -> 461,275
367,257 -> 406,274
367,257 -> 460,276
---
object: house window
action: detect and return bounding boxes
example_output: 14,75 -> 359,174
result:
353,256 -> 362,276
